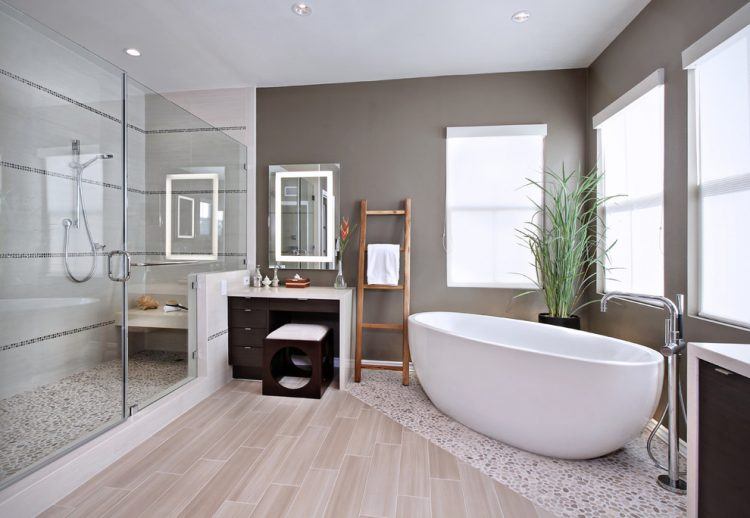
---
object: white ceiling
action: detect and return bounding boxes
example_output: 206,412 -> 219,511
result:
7,0 -> 650,92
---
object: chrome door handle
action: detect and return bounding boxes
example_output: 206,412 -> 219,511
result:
107,250 -> 131,282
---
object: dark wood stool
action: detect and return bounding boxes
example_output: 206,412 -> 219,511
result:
262,323 -> 333,399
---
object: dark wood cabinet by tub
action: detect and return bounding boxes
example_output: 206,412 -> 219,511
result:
698,360 -> 750,517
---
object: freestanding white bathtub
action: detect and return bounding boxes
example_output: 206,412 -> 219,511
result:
408,312 -> 663,459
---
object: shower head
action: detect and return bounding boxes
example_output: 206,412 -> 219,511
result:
79,153 -> 114,170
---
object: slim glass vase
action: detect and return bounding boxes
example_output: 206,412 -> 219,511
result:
334,258 -> 347,289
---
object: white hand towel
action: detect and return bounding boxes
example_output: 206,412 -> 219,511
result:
367,244 -> 400,285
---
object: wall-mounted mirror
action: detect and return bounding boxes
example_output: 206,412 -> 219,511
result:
269,163 -> 340,270
166,173 -> 219,260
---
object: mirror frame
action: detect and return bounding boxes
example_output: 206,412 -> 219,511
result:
274,170 -> 335,263
165,173 -> 219,261
268,163 -> 340,270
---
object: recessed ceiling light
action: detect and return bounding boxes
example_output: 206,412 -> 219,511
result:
511,10 -> 530,23
291,2 -> 312,16
124,48 -> 141,57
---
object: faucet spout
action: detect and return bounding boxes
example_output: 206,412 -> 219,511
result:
600,291 -> 679,325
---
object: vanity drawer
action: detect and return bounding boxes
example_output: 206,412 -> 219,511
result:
229,308 -> 268,328
269,298 -> 339,313
230,345 -> 263,368
229,297 -> 269,311
229,327 -> 268,346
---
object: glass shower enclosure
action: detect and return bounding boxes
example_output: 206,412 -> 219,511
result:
0,1 -> 246,488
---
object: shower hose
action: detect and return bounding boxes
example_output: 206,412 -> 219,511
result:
62,174 -> 98,283
646,361 -> 688,476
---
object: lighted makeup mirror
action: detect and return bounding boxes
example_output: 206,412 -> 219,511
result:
268,164 -> 340,270
165,173 -> 219,261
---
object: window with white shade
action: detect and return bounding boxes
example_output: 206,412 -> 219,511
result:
445,125 -> 546,288
685,18 -> 750,328
594,72 -> 665,296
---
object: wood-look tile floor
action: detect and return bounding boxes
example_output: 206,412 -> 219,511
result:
41,380 -> 550,518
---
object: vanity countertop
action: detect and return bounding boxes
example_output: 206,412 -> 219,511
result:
227,285 -> 354,301
688,342 -> 750,378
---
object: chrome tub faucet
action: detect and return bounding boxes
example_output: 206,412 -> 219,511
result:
600,291 -> 687,495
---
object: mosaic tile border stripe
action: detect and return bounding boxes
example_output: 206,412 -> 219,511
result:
0,161 -> 123,190
0,252 -> 107,259
1,320 -> 115,352
0,251 -> 246,259
146,126 -> 246,134
0,68 -> 120,123
1,161 -> 247,195
1,67 -> 246,135
207,329 -> 229,342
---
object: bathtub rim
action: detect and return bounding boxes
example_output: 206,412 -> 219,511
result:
408,311 -> 663,368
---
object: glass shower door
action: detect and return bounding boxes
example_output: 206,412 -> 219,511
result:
123,78 -> 247,413
0,1 -> 126,487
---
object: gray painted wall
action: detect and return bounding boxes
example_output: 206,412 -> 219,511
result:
585,0 -> 750,427
257,70 -> 587,360
257,0 -> 750,375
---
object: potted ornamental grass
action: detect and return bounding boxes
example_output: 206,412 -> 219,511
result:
516,165 -> 614,329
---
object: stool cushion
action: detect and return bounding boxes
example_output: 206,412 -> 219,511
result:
266,323 -> 329,341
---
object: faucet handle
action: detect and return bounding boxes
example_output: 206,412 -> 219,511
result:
675,294 -> 685,315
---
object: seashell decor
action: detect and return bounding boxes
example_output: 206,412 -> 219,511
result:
136,295 -> 159,310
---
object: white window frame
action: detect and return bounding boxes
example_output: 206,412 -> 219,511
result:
445,124 -> 547,289
683,3 -> 750,330
593,69 -> 666,296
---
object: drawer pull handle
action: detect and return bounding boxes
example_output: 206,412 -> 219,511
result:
244,327 -> 253,331
244,309 -> 253,312
242,346 -> 253,350
714,367 -> 733,376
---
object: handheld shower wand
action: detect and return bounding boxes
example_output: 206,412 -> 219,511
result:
62,139 -> 113,283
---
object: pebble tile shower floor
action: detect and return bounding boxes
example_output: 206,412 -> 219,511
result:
348,370 -> 688,517
0,351 -> 187,480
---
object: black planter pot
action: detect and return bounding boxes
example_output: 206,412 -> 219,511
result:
538,313 -> 581,330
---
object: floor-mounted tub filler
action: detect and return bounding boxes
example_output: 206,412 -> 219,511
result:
408,311 -> 663,459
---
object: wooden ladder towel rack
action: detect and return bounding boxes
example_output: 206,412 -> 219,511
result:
355,198 -> 412,385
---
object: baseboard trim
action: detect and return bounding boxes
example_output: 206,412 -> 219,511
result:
646,418 -> 688,459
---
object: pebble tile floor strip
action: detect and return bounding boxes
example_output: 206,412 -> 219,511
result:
348,370 -> 688,518
0,351 -> 187,480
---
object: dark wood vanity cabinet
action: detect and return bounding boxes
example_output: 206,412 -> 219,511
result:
227,296 -> 340,380
228,297 -> 269,379
698,360 -> 750,517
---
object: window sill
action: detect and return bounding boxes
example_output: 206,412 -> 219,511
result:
448,282 -> 538,290
692,313 -> 750,333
